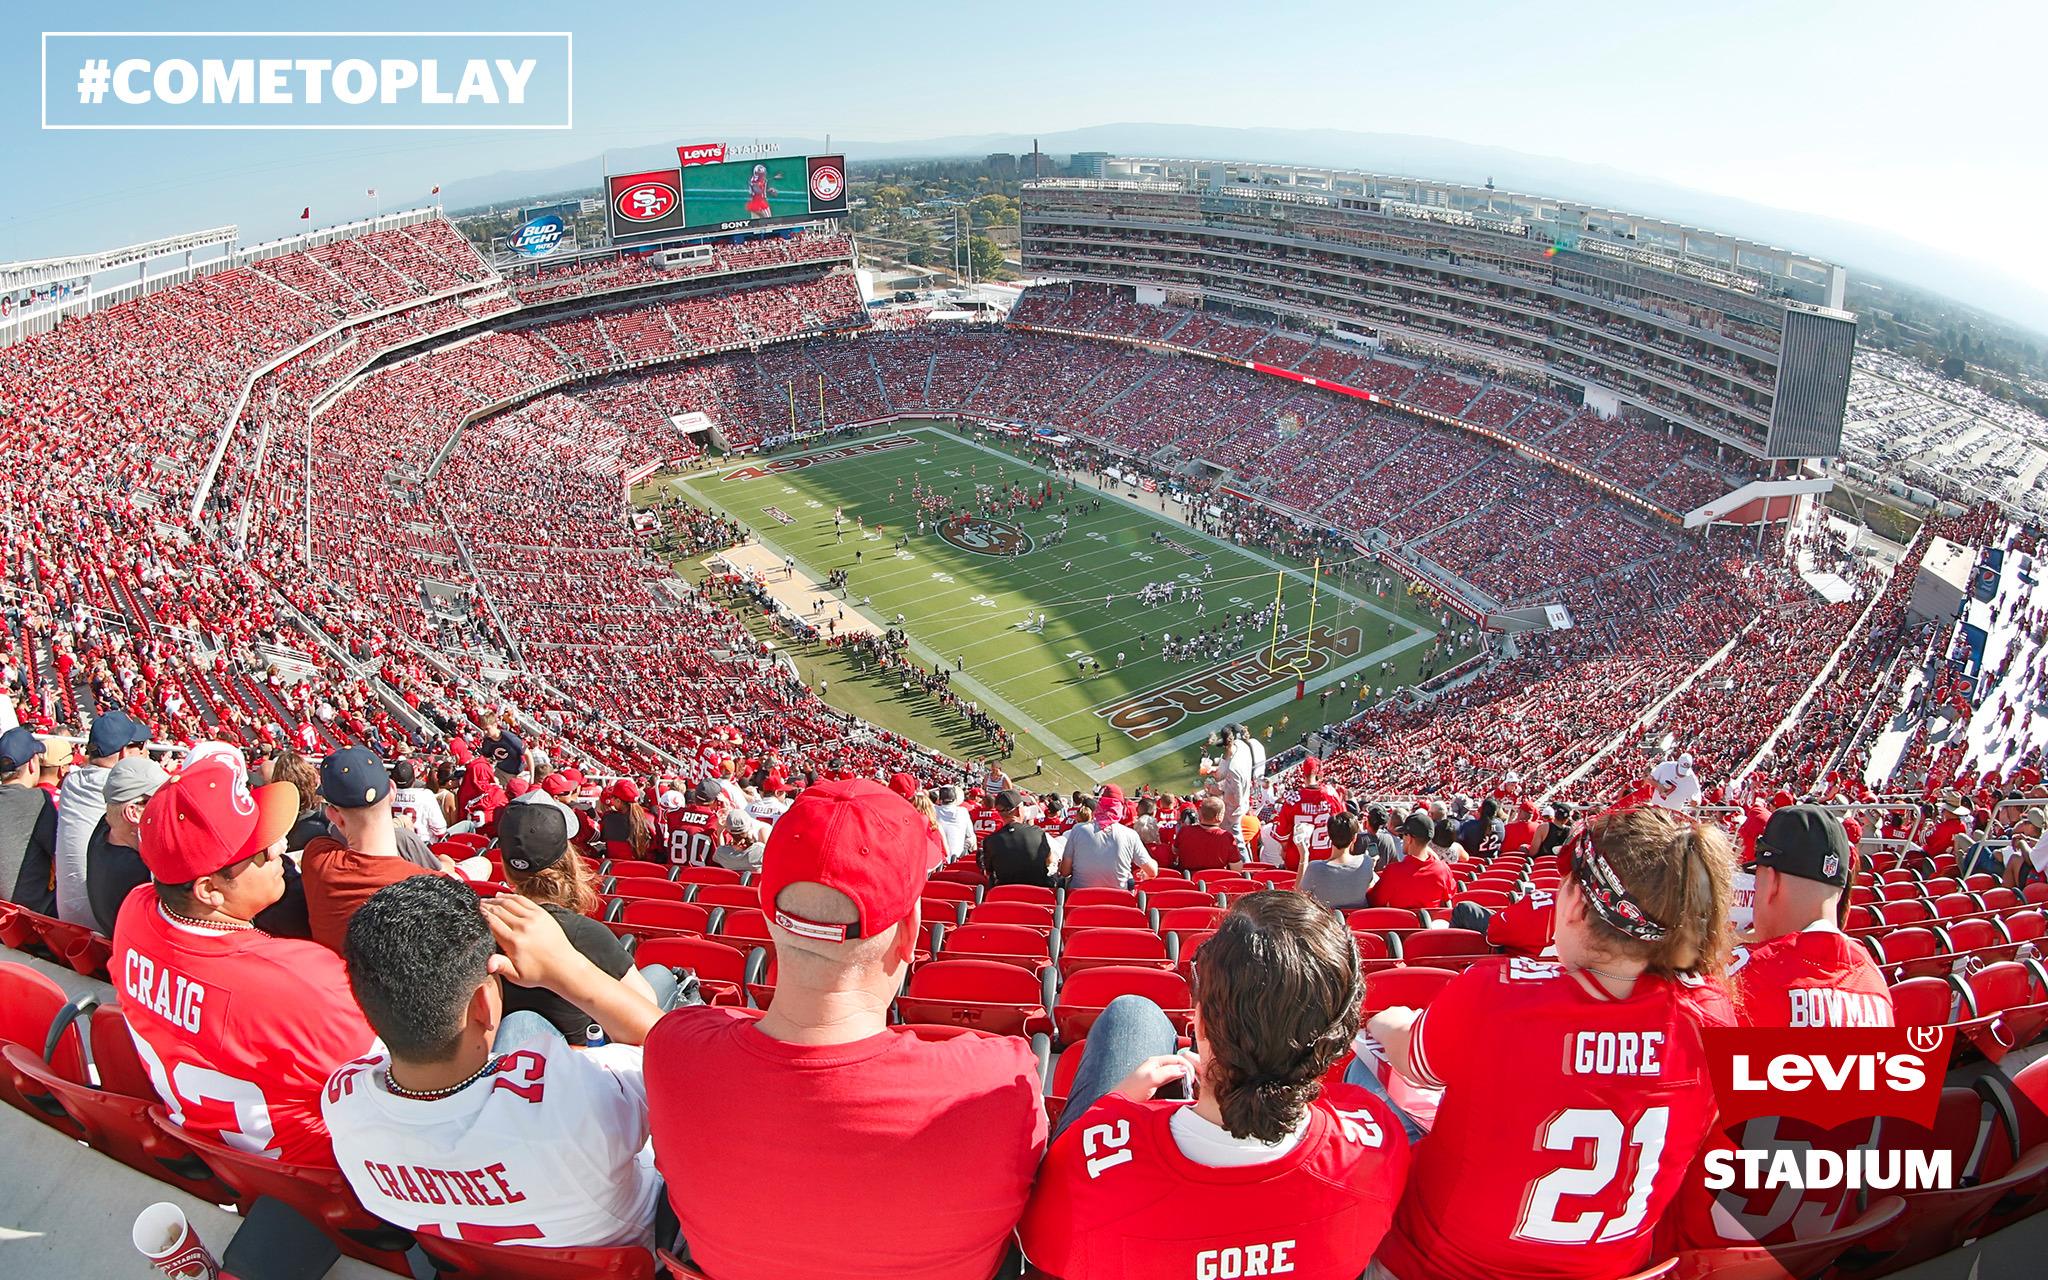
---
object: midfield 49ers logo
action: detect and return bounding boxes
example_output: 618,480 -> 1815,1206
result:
940,515 -> 1032,557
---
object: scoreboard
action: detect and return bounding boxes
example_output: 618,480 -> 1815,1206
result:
606,146 -> 847,245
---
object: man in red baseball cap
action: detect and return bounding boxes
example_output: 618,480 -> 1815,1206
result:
645,778 -> 1046,1280
111,753 -> 375,1165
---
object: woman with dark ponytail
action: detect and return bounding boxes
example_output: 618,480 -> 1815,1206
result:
1019,891 -> 1410,1279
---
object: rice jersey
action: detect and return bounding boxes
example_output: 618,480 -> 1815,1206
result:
322,1026 -> 659,1249
664,805 -> 722,867
1380,956 -> 1731,1280
1020,1084 -> 1409,1280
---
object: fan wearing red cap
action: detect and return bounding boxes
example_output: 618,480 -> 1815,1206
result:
645,779 -> 1047,1280
1268,757 -> 1348,870
110,754 -> 375,1165
598,779 -> 654,861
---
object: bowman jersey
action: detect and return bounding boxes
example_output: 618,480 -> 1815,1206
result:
1381,956 -> 1731,1280
1727,926 -> 1895,1029
323,1025 -> 659,1248
112,886 -> 375,1165
664,805 -> 722,867
1019,1084 -> 1409,1280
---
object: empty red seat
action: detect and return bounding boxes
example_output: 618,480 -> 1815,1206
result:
1058,904 -> 1151,939
1054,965 -> 1193,1044
1154,906 -> 1228,936
1347,907 -> 1427,934
1939,917 -> 2007,962
1974,1055 -> 2048,1231
966,901 -> 1055,934
1982,888 -> 2024,913
611,899 -> 711,942
633,937 -> 751,1006
1889,976 -> 1955,1027
707,906 -> 773,955
982,884 -> 1056,906
1065,887 -> 1139,909
1950,960 -> 2048,1060
670,865 -> 742,887
689,883 -> 761,911
1931,892 -> 1982,919
0,963 -> 87,1121
1362,966 -> 1459,1016
939,922 -> 1052,974
1058,928 -> 1171,977
1398,927 -> 1492,965
896,959 -> 1052,1038
1139,888 -> 1219,911
1869,927 -> 1945,983
415,1234 -> 655,1279
920,880 -> 979,905
2004,910 -> 2048,948
605,876 -> 689,902
1879,899 -> 1936,927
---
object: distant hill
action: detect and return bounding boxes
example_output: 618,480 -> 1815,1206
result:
439,122 -> 2048,337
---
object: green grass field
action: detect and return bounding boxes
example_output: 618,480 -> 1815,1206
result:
670,423 -> 1463,792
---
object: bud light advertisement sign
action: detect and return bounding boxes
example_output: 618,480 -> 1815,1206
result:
511,213 -> 566,257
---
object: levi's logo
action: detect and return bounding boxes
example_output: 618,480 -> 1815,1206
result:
1705,1028 -> 1952,1129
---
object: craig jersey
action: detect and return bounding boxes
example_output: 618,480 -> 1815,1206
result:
323,1026 -> 658,1248
1019,1084 -> 1409,1280
112,887 -> 375,1165
1380,956 -> 1731,1280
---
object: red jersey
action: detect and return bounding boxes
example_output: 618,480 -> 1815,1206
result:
1272,785 -> 1347,869
1728,927 -> 1894,1029
112,886 -> 375,1165
646,1008 -> 1045,1280
1674,930 -> 1891,1250
664,806 -> 721,867
969,804 -> 1001,843
1382,957 -> 1731,1280
1485,888 -> 1557,955
1367,853 -> 1455,911
1175,823 -> 1240,872
1020,1085 -> 1409,1280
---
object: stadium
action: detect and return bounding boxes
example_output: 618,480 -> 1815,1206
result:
6,25 -> 2048,1280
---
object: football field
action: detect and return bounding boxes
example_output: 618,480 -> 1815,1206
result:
672,423 -> 1458,792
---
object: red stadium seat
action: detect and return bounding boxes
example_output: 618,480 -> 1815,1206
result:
0,962 -> 87,1121
1864,1089 -> 2027,1269
605,876 -> 689,903
982,884 -> 1056,907
1671,1195 -> 1905,1280
1058,928 -> 1172,978
706,906 -> 773,955
1058,904 -> 1151,940
414,1234 -> 654,1280
1938,917 -> 2009,965
1975,1055 -> 2048,1231
1054,966 -> 1194,1044
1153,906 -> 1228,936
599,857 -> 670,878
1931,892 -> 1982,919
895,959 -> 1053,1038
1397,927 -> 1492,965
633,937 -> 750,1007
2003,909 -> 2048,949
919,897 -> 969,928
670,865 -> 743,888
14,909 -> 112,979
1950,959 -> 2048,1060
1879,899 -> 1936,927
939,922 -> 1053,974
965,901 -> 1055,934
688,883 -> 761,911
1166,929 -> 1218,981
1963,873 -> 2001,893
920,880 -> 979,905
1980,887 -> 2023,913
1362,966 -> 1459,1016
1889,976 -> 1956,1027
1347,907 -> 1428,934
610,900 -> 711,942
1064,887 -> 1139,909
1869,927 -> 1947,983
149,1106 -> 415,1271
1140,888 -> 1220,912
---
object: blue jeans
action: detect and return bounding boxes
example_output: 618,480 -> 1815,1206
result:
492,964 -> 688,1049
1342,1054 -> 1428,1145
1053,994 -> 1184,1140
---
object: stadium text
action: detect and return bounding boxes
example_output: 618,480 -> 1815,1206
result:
1701,1148 -> 1953,1192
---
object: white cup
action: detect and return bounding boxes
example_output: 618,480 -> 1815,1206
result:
131,1202 -> 219,1280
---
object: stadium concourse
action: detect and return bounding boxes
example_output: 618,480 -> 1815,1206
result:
4,215 -> 2048,1278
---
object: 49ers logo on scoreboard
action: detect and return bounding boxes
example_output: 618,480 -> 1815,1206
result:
615,179 -> 677,222
940,515 -> 1033,557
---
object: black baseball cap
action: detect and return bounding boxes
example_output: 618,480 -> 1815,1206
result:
994,789 -> 1023,812
1399,810 -> 1435,842
320,746 -> 392,809
1752,805 -> 1852,887
497,800 -> 570,874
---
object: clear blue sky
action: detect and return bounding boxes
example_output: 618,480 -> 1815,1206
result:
4,2 -> 2042,311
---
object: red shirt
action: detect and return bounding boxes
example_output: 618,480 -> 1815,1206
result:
1383,957 -> 1732,1280
1485,888 -> 1557,955
1367,853 -> 1455,910
1500,820 -> 1536,854
112,886 -> 375,1165
1728,928 -> 1894,1029
645,1008 -> 1046,1280
1175,823 -> 1240,872
1020,1085 -> 1410,1280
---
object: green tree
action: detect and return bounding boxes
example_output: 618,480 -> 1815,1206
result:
969,234 -> 1006,280
905,222 -> 937,267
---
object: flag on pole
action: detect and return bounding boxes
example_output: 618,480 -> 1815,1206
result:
366,187 -> 377,198
299,207 -> 310,220
431,185 -> 440,195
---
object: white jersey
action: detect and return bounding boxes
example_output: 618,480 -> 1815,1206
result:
390,786 -> 448,841
1650,759 -> 1702,809
322,1026 -> 659,1249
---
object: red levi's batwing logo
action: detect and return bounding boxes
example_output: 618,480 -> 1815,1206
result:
1704,1027 -> 1952,1130
677,143 -> 727,167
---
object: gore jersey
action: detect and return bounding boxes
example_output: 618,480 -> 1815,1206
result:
1020,1084 -> 1409,1280
1381,956 -> 1732,1280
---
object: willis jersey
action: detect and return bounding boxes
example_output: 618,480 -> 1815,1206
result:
1020,1084 -> 1409,1280
1382,957 -> 1731,1280
1273,784 -> 1347,868
323,1026 -> 659,1247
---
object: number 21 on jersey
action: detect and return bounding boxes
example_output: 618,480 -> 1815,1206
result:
1514,1106 -> 1669,1244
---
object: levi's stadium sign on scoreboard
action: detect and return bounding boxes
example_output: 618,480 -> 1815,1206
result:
606,143 -> 847,245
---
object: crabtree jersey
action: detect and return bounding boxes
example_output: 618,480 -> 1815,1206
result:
1019,1085 -> 1409,1280
1380,956 -> 1732,1280
323,1027 -> 659,1248
112,887 -> 375,1165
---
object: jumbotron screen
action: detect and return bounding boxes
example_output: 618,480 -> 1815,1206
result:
679,154 -> 846,232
